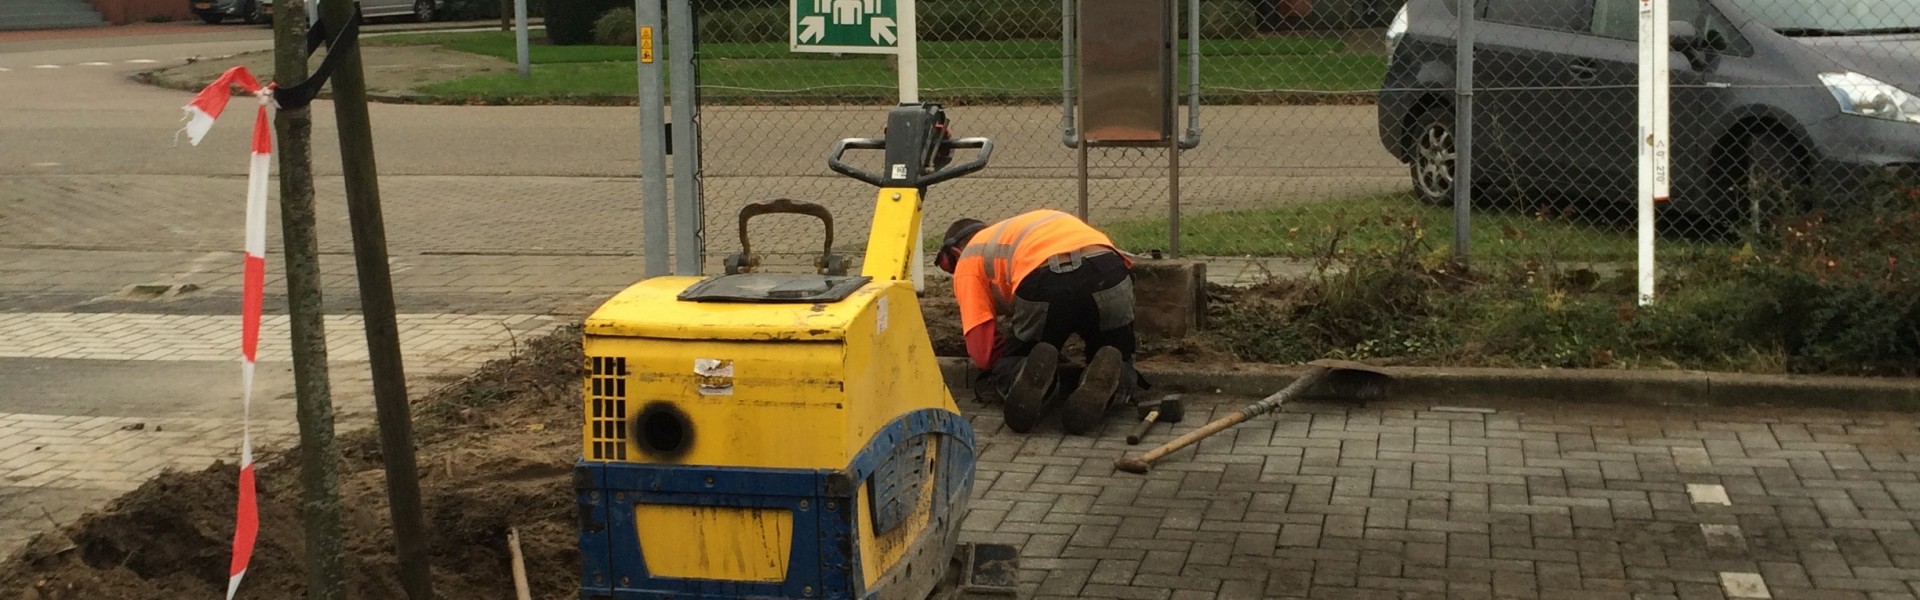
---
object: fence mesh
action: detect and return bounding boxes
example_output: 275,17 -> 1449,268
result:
691,0 -> 1920,277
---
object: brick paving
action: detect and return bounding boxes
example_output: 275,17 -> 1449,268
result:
956,395 -> 1920,600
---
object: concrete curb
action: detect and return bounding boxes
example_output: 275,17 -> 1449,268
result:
936,358 -> 1920,412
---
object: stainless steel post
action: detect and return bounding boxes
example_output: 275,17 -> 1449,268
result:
637,0 -> 668,278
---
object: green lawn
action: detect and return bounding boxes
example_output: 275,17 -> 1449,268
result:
1106,194 -> 1654,262
366,30 -> 1386,101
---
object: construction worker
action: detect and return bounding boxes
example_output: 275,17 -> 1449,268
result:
934,210 -> 1141,435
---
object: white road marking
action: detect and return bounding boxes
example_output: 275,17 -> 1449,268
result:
80,62 -> 111,67
29,162 -> 61,168
32,65 -> 60,69
1700,524 -> 1745,548
0,67 -> 10,72
1719,572 -> 1771,599
1687,483 -> 1731,505
126,59 -> 159,64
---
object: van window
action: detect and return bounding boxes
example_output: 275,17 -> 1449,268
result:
1588,0 -> 1752,54
1486,0 -> 1589,31
1591,0 -> 1700,39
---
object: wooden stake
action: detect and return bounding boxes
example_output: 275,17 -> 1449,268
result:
508,528 -> 531,600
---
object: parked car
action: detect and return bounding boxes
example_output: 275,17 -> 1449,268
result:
1377,0 -> 1920,221
190,0 -> 266,24
257,0 -> 438,23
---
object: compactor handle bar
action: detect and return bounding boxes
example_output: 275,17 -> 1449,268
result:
828,137 -> 994,190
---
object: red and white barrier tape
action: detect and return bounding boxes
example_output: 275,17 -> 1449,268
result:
181,65 -> 271,600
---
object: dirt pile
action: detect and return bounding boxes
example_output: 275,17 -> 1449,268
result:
3,327 -> 589,600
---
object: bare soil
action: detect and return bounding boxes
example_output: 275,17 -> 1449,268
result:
2,327 -> 587,600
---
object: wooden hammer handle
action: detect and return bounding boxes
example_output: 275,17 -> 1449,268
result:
1115,411 -> 1251,473
1126,409 -> 1162,445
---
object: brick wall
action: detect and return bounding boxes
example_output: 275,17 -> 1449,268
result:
87,0 -> 196,25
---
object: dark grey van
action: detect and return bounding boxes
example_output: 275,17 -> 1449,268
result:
1376,0 -> 1920,219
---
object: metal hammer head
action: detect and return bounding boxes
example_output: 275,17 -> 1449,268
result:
1155,397 -> 1186,423
1136,394 -> 1186,422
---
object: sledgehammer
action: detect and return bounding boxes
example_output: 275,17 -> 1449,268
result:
1114,360 -> 1392,474
1126,396 -> 1186,445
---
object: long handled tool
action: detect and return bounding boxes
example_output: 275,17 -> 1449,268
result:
1114,359 -> 1393,474
1126,396 -> 1186,445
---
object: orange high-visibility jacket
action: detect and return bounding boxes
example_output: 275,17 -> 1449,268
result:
951,210 -> 1130,364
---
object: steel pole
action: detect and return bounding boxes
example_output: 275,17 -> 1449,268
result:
637,0 -> 669,277
515,0 -> 530,78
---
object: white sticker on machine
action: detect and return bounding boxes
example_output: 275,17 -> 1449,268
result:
891,164 -> 908,180
877,296 -> 889,334
695,358 -> 734,396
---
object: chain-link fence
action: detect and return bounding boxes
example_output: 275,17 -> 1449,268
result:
689,0 -> 1920,276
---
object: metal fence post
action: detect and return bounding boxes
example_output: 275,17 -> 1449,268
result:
638,0 -> 669,278
1452,0 -> 1474,263
669,0 -> 703,275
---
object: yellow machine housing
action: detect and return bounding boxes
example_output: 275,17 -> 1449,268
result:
577,104 -> 993,600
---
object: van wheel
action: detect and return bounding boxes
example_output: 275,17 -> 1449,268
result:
414,0 -> 437,21
200,13 -> 224,24
245,0 -> 268,23
1737,131 -> 1808,234
1410,106 -> 1462,206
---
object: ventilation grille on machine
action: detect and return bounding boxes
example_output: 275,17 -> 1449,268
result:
588,356 -> 629,461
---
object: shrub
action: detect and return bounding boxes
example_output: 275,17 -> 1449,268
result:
594,7 -> 637,45
698,5 -> 786,44
545,0 -> 625,45
435,0 -> 545,21
1735,192 -> 1920,375
922,0 -> 1056,41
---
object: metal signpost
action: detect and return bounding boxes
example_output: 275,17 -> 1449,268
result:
790,0 -> 925,291
1067,0 -> 1199,256
1637,0 -> 1671,305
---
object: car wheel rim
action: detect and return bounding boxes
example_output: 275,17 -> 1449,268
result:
1415,121 -> 1456,199
416,0 -> 433,20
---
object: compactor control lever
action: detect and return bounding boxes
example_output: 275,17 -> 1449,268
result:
829,103 -> 993,189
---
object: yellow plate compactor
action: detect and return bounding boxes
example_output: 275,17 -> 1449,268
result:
576,104 -> 1014,600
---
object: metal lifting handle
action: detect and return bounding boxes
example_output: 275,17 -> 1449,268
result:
828,137 -> 995,189
924,138 -> 993,187
827,138 -> 888,187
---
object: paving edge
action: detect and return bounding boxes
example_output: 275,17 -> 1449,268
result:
935,358 -> 1920,412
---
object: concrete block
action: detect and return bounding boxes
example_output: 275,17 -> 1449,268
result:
1130,259 -> 1206,341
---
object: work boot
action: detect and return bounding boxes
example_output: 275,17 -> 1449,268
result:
1062,346 -> 1127,436
1001,343 -> 1059,433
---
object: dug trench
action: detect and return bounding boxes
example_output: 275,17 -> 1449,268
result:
0,281 -> 1281,599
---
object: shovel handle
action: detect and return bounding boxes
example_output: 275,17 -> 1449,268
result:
1115,366 -> 1338,474
1125,410 -> 1161,445
1115,411 -> 1251,473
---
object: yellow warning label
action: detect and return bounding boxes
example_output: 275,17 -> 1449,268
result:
640,26 -> 655,63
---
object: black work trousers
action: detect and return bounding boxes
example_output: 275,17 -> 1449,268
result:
984,251 -> 1137,387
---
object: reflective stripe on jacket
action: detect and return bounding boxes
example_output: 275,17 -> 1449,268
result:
950,209 -> 1130,334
